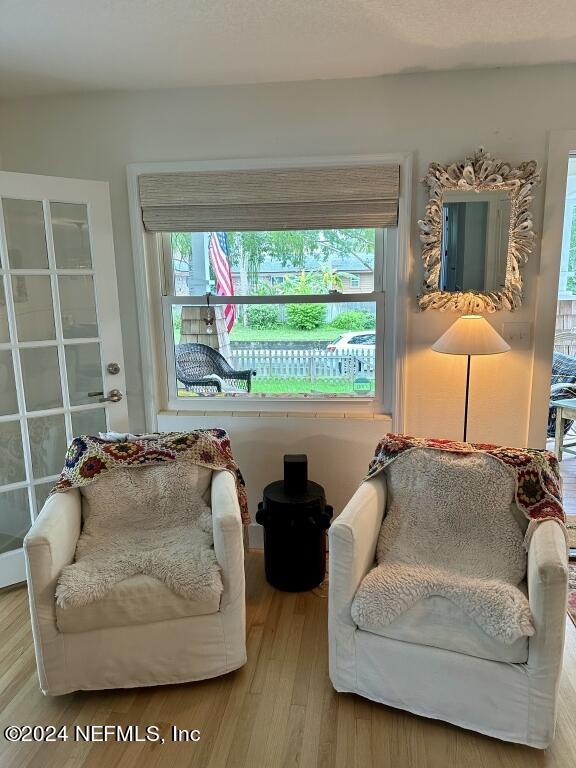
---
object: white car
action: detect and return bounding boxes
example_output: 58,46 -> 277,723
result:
326,331 -> 376,352
326,331 -> 376,374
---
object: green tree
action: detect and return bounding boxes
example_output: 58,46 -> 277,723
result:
286,303 -> 326,330
246,305 -> 279,329
331,310 -> 375,330
170,233 -> 196,293
568,210 -> 576,294
170,230 -> 376,323
313,229 -> 375,272
279,268 -> 353,295
224,229 -> 375,291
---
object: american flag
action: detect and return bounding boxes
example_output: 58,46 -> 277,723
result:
208,232 -> 235,333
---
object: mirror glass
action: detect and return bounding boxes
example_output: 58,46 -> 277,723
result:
440,190 -> 510,293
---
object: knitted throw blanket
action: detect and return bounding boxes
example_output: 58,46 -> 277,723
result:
51,429 -> 249,525
365,434 -> 565,544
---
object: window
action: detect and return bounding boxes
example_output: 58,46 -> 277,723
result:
557,155 -> 576,300
349,274 -> 361,289
554,154 -> 576,358
132,157 -> 406,417
162,228 -> 386,401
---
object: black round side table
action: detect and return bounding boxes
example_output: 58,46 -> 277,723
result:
256,455 -> 333,591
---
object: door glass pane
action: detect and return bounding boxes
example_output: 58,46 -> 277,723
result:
51,202 -> 92,269
0,280 -> 9,342
2,198 -> 48,269
28,414 -> 67,479
0,421 -> 25,485
20,346 -> 63,411
0,488 -> 30,554
12,275 -> 56,342
34,481 -> 55,513
72,408 -> 107,437
0,350 -> 18,416
59,275 -> 98,338
65,343 -> 103,406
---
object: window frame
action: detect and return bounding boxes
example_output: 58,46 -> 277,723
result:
127,154 -> 412,429
161,228 -> 385,408
530,135 -> 576,446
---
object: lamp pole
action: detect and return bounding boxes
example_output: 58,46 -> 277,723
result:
463,354 -> 471,442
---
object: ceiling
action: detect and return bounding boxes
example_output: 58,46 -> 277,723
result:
1,0 -> 576,97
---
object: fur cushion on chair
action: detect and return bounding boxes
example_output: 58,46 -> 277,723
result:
351,450 -> 534,644
56,461 -> 223,609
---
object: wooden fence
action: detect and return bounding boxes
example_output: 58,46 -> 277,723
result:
229,348 -> 375,380
556,300 -> 576,357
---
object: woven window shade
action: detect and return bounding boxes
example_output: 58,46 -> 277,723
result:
138,165 -> 399,231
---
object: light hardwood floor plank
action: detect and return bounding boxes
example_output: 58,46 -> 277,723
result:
1,551 -> 576,767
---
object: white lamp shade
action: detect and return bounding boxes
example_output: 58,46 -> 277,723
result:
432,315 -> 511,356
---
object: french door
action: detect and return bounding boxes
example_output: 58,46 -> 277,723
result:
0,172 -> 128,587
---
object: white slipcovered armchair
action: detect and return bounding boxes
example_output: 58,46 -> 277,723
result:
328,472 -> 569,749
24,469 -> 246,695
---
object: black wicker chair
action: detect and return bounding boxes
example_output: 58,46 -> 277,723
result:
175,343 -> 256,393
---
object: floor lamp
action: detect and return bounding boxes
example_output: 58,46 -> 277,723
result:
432,315 -> 510,442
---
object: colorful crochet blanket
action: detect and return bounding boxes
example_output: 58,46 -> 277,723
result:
51,429 -> 249,525
366,434 -> 565,543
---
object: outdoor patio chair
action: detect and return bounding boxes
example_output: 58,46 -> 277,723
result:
549,350 -> 576,437
175,343 -> 256,393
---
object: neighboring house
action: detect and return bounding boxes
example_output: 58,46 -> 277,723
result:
229,255 -> 373,294
173,253 -> 374,297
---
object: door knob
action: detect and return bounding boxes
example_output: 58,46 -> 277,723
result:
104,389 -> 123,403
106,362 -> 121,375
88,389 -> 123,403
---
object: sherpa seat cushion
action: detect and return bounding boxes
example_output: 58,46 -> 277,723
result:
56,572 -> 222,633
354,587 -> 529,663
352,449 -> 533,647
56,461 -> 223,612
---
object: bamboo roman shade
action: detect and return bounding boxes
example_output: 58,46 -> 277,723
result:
138,164 -> 399,231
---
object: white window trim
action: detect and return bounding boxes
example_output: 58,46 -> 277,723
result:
127,153 -> 412,431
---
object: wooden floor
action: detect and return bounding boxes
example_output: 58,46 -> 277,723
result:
558,459 -> 576,550
1,552 -> 576,768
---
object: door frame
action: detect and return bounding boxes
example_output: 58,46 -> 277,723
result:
0,172 -> 128,587
528,131 -> 576,447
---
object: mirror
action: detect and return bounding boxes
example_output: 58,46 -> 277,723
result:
440,190 -> 510,293
418,147 -> 540,312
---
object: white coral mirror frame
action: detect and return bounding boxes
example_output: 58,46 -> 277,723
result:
418,147 -> 541,313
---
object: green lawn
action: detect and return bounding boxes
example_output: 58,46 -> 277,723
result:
229,324 -> 340,343
178,376 -> 374,396
252,377 -> 353,394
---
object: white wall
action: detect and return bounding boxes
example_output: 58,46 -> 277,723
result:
0,64 -> 574,514
158,412 -> 391,543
